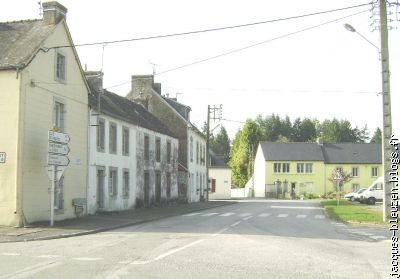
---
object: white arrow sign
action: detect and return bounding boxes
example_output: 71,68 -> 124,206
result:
48,142 -> 70,155
48,154 -> 70,166
45,166 -> 66,181
48,131 -> 70,144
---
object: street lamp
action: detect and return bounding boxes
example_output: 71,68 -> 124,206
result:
344,2 -> 393,222
343,23 -> 380,55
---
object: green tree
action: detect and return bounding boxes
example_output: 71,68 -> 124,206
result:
256,114 -> 292,142
318,119 -> 368,143
370,127 -> 382,143
210,125 -> 230,157
229,119 -> 263,187
290,117 -> 317,142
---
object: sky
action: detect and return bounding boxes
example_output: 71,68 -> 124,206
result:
2,0 -> 399,140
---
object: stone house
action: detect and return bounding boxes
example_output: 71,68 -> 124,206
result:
0,1 -> 90,226
127,75 -> 207,203
86,72 -> 179,214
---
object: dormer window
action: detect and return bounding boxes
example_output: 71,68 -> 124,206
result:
55,51 -> 66,82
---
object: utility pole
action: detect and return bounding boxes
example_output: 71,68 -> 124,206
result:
379,0 -> 393,222
206,105 -> 222,202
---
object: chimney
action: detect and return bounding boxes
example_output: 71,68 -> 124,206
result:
42,1 -> 68,25
153,83 -> 162,95
131,75 -> 154,97
133,93 -> 151,111
84,71 -> 103,93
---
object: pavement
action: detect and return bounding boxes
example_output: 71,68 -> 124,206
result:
0,200 -> 236,243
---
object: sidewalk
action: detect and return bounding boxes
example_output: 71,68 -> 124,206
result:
0,200 -> 236,243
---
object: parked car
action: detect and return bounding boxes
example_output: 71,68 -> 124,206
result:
359,177 -> 383,205
344,188 -> 366,202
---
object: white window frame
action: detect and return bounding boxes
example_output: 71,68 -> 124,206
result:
109,167 -> 118,196
282,163 -> 290,173
53,99 -> 65,132
305,163 -> 313,173
297,163 -> 304,173
352,167 -> 359,177
55,50 -> 67,83
371,167 -> 378,177
274,163 -> 281,173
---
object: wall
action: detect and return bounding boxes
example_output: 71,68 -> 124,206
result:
19,22 -> 89,224
253,145 -> 266,197
0,70 -> 21,226
187,129 -> 207,202
209,168 -> 231,199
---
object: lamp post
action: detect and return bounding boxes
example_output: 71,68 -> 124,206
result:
344,0 -> 392,222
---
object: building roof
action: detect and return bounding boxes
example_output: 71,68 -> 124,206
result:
88,83 -> 177,139
259,142 -> 381,164
0,20 -> 55,69
322,143 -> 381,164
209,150 -> 230,168
259,142 -> 325,161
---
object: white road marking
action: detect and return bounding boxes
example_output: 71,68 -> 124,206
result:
369,235 -> 387,240
271,206 -> 322,210
130,260 -> 151,265
0,261 -> 62,279
296,215 -> 307,218
73,257 -> 102,261
219,212 -> 235,217
258,213 -> 271,217
239,213 -> 252,217
37,255 -> 61,259
118,261 -> 131,264
201,213 -> 218,217
182,212 -> 201,217
314,215 -> 325,219
230,221 -> 241,227
153,239 -> 205,261
277,214 -> 288,218
354,232 -> 374,236
243,216 -> 253,221
1,253 -> 20,256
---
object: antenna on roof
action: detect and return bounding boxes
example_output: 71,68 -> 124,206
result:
149,60 -> 159,75
38,1 -> 43,17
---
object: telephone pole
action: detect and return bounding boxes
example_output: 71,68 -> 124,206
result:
378,0 -> 393,222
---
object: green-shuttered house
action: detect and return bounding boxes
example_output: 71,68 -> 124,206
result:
253,141 -> 382,198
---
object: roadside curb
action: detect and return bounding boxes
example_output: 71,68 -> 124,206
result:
0,201 -> 236,243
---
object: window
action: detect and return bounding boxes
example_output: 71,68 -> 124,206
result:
352,167 -> 359,177
122,169 -> 129,198
109,123 -> 117,154
122,127 -> 129,156
144,134 -> 150,160
282,163 -> 290,173
97,118 -> 105,152
200,144 -> 203,165
156,137 -> 161,162
109,167 -> 118,196
166,141 -> 171,163
166,172 -> 171,198
54,176 -> 64,210
190,136 -> 193,162
55,51 -> 66,82
305,163 -> 313,173
211,179 -> 216,193
196,141 -> 199,164
274,163 -> 281,173
297,163 -> 304,173
336,167 -> 343,172
53,101 -> 65,132
371,167 -> 378,177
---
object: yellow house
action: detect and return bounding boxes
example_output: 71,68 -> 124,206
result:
0,1 -> 89,226
253,142 -> 382,197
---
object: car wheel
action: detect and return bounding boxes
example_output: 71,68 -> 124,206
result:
368,197 -> 376,205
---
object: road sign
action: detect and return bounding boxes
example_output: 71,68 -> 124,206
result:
48,131 -> 70,144
0,152 -> 5,163
48,142 -> 70,155
45,166 -> 65,181
333,170 -> 344,181
48,154 -> 70,166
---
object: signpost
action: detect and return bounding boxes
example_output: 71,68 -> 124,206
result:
47,129 -> 70,226
333,170 -> 344,206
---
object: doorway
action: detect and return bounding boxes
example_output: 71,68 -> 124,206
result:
96,167 -> 105,210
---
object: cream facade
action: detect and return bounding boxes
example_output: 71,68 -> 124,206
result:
209,168 -> 232,200
0,3 -> 89,226
187,129 -> 207,202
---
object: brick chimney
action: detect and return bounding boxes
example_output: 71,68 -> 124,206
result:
42,1 -> 68,25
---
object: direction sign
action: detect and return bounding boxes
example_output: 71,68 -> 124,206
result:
48,154 -> 70,166
48,142 -> 70,155
48,131 -> 70,144
333,170 -> 344,181
45,166 -> 66,181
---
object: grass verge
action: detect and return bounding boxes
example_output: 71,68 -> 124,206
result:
320,199 -> 383,224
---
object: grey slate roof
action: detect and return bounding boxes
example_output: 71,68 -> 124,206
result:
88,84 -> 177,139
209,150 -> 230,168
163,97 -> 191,120
0,20 -> 55,69
259,142 -> 325,161
259,142 -> 382,164
322,143 -> 381,164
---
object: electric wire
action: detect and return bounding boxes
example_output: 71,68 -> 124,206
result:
47,1 -> 375,50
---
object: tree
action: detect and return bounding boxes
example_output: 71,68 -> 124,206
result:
370,127 -> 382,143
256,114 -> 292,142
229,119 -> 263,187
317,118 -> 368,143
290,117 -> 317,142
210,125 -> 230,157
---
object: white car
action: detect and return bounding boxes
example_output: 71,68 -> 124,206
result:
359,177 -> 383,205
344,188 -> 366,202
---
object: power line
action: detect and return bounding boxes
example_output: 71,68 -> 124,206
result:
106,8 -> 370,89
48,1 -> 374,50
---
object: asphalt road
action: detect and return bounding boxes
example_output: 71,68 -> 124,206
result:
0,200 -> 390,279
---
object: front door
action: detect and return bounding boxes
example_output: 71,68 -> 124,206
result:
97,168 -> 105,210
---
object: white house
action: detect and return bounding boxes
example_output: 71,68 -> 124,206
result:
86,72 -> 179,214
208,151 -> 231,200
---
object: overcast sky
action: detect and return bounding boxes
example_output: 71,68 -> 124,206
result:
2,0 -> 399,140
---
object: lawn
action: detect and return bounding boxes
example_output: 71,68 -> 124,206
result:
320,199 -> 384,224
